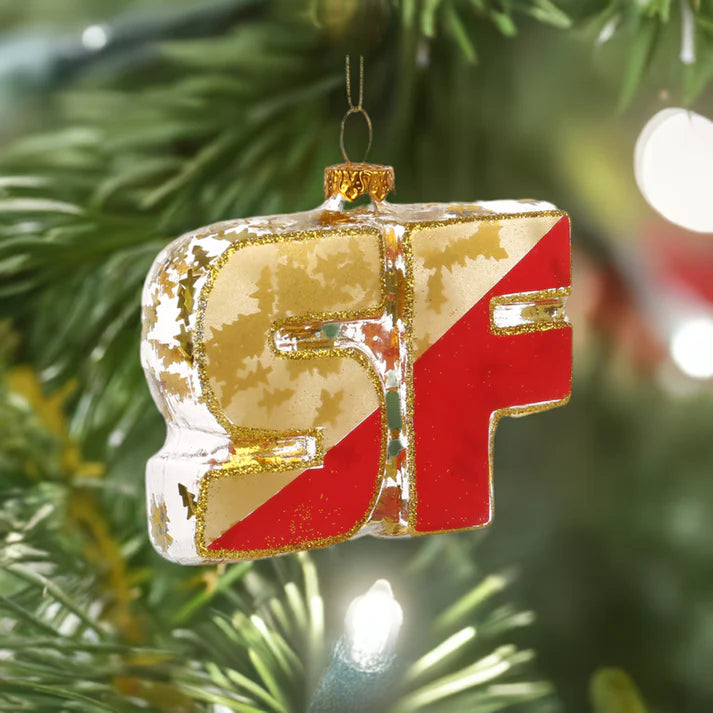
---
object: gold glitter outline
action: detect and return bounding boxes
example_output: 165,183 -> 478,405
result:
490,287 -> 571,336
390,222 -> 416,537
184,209 -> 569,559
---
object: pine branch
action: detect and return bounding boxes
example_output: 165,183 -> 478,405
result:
0,380 -> 550,711
1,485 -> 551,712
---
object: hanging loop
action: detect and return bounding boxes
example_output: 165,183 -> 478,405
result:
339,106 -> 373,163
340,55 -> 373,163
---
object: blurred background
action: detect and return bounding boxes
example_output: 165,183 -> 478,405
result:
1,2 -> 713,712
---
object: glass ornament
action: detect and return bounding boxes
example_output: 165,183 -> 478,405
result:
141,163 -> 572,563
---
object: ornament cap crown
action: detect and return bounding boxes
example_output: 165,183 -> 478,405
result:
324,162 -> 395,203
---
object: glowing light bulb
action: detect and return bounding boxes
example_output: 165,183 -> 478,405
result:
670,317 -> 713,379
81,24 -> 109,51
342,579 -> 403,671
634,108 -> 713,233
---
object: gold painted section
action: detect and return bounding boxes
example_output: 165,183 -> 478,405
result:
324,162 -> 395,202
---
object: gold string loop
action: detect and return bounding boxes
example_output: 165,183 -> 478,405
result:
340,107 -> 373,163
340,55 -> 372,163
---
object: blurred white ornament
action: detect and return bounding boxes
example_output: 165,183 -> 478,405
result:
343,579 -> 403,671
634,108 -> 713,233
670,317 -> 713,379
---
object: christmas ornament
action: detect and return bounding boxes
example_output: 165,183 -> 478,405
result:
141,60 -> 572,564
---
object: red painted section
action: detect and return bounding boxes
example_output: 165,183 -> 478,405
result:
208,411 -> 382,553
413,216 -> 572,531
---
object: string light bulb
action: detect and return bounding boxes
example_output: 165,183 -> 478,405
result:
81,24 -> 109,51
341,579 -> 403,672
670,317 -> 713,379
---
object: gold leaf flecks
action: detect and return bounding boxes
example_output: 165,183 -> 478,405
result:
247,361 -> 273,387
178,483 -> 198,520
176,322 -> 194,365
249,266 -> 275,313
314,388 -> 345,427
273,261 -> 352,315
257,386 -> 295,415
157,269 -> 178,299
204,313 -> 270,401
150,497 -> 173,552
151,341 -> 186,370
421,223 -> 508,272
426,268 -> 448,314
159,370 -> 191,398
177,274 -> 196,320
142,292 -> 160,336
191,244 -> 212,269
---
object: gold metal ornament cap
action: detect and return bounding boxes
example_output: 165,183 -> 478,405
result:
324,162 -> 395,203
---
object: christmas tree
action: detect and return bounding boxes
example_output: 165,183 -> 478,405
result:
2,1 -> 713,711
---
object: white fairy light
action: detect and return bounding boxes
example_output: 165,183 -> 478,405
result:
670,317 -> 713,379
81,24 -> 109,51
680,0 -> 696,65
596,16 -> 619,45
342,579 -> 403,671
634,108 -> 713,233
